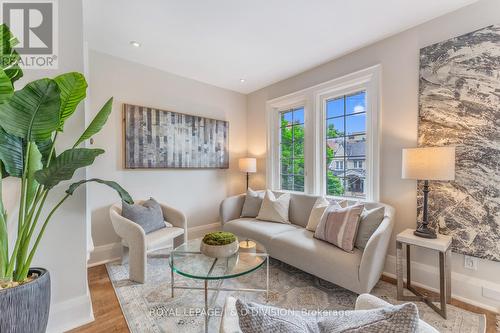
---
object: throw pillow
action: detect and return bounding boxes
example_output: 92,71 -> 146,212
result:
306,197 -> 340,232
240,188 -> 264,218
314,204 -> 364,252
355,206 -> 385,250
235,299 -> 419,333
256,190 -> 291,223
122,198 -> 166,234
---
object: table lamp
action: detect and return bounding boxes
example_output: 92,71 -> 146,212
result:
239,158 -> 256,190
402,146 -> 455,239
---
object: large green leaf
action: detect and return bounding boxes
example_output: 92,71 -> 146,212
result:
0,69 -> 13,104
0,78 -> 61,141
74,97 -> 113,147
0,24 -> 23,83
66,178 -> 133,204
54,72 -> 87,130
0,126 -> 23,177
34,148 -> 104,189
25,143 -> 42,210
36,138 -> 55,167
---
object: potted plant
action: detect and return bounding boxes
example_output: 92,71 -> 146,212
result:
200,231 -> 239,258
0,24 -> 132,332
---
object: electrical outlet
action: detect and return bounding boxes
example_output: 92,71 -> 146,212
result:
464,255 -> 478,270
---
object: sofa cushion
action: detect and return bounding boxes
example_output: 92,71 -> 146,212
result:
314,204 -> 364,252
288,193 -> 319,227
257,190 -> 291,223
223,218 -> 301,250
355,206 -> 385,250
271,228 -> 363,290
241,188 -> 264,218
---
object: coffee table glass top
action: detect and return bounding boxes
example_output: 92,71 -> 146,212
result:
169,237 -> 267,280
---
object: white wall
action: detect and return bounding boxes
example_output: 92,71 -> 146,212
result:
86,50 -> 247,264
3,0 -> 93,331
246,0 -> 500,312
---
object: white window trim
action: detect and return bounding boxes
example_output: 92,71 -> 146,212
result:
266,65 -> 381,201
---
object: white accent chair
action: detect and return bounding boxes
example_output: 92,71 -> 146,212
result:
109,200 -> 187,283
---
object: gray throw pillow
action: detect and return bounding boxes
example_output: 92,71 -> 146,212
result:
122,198 -> 166,234
355,206 -> 385,250
236,299 -> 419,333
240,188 -> 264,218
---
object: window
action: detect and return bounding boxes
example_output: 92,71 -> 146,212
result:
279,107 -> 305,192
266,65 -> 380,201
325,91 -> 367,198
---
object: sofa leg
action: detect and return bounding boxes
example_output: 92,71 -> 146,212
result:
121,246 -> 129,265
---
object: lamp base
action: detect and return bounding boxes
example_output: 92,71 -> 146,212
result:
414,223 -> 437,239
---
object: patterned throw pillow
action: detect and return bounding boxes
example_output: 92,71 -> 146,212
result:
122,198 -> 166,234
240,188 -> 264,218
306,198 -> 348,232
235,298 -> 419,333
256,190 -> 291,224
314,204 -> 364,252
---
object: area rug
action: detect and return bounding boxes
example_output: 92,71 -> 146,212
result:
106,250 -> 486,333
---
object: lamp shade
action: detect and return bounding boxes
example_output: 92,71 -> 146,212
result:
402,146 -> 455,181
238,158 -> 257,173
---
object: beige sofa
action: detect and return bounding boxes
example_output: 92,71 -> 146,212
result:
220,192 -> 395,294
220,294 -> 438,333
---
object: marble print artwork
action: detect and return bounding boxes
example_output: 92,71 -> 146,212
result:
106,251 -> 486,333
123,104 -> 229,169
418,25 -> 500,261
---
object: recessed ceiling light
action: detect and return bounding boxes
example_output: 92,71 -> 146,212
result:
130,41 -> 141,47
240,78 -> 246,83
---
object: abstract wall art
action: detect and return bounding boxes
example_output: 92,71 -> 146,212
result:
418,25 -> 500,261
123,104 -> 229,169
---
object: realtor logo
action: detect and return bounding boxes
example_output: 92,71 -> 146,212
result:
1,0 -> 58,68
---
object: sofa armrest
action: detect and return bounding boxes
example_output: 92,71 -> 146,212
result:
220,194 -> 246,225
358,204 -> 395,293
160,203 -> 188,242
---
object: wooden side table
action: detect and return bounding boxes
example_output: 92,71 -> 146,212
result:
396,228 -> 452,319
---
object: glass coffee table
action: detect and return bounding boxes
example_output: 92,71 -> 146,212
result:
169,237 -> 269,332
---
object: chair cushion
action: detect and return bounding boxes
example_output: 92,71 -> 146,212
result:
271,228 -> 362,290
122,225 -> 184,251
122,198 -> 166,234
223,218 -> 301,250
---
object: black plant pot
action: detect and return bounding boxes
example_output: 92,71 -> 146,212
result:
0,268 -> 51,333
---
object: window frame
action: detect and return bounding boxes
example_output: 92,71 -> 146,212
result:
266,65 -> 380,201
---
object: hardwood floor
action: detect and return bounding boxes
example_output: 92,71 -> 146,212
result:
69,265 -> 129,333
70,265 -> 498,332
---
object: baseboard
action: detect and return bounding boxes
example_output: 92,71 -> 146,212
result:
88,242 -> 122,267
383,254 -> 500,313
46,292 -> 94,332
87,222 -> 221,267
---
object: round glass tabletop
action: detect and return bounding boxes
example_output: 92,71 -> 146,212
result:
169,237 -> 268,280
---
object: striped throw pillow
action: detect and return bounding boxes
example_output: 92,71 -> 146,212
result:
314,204 -> 364,252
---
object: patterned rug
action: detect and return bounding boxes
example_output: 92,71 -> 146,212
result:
106,250 -> 486,333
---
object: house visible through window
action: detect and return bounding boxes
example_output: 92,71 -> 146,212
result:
325,91 -> 367,198
279,107 -> 305,192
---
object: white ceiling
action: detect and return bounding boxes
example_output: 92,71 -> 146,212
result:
83,0 -> 476,94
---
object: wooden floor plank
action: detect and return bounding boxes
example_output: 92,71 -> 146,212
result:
69,265 -> 129,333
69,265 -> 497,332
